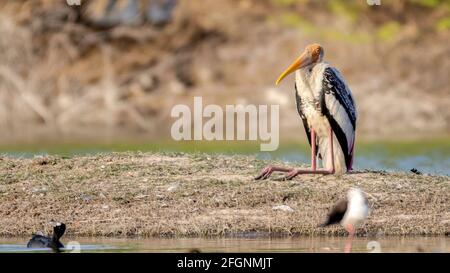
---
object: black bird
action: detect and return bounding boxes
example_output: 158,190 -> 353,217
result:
27,222 -> 66,252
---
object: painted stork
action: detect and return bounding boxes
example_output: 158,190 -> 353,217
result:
255,43 -> 357,180
319,188 -> 369,253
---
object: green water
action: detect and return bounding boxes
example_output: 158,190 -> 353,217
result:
0,139 -> 449,175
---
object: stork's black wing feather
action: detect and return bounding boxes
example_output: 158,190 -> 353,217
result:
320,67 -> 357,170
321,68 -> 356,127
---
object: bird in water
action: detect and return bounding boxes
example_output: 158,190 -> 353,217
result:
319,188 -> 369,253
27,222 -> 66,252
256,43 -> 357,180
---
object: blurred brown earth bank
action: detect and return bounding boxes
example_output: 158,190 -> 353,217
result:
0,0 -> 449,144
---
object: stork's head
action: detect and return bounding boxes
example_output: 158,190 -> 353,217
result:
276,43 -> 324,85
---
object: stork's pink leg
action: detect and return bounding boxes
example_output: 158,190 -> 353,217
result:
329,127 -> 335,172
254,165 -> 294,180
276,127 -> 335,180
311,129 -> 317,171
255,129 -> 317,180
255,128 -> 337,181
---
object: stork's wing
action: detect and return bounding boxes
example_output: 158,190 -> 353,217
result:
294,83 -> 318,157
320,67 -> 357,170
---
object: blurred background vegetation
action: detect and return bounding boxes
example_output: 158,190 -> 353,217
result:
0,0 -> 448,147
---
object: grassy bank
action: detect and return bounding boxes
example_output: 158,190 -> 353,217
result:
0,152 -> 448,237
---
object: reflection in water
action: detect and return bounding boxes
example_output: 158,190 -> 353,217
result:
0,237 -> 448,253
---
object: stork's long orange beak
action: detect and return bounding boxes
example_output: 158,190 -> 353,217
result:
275,52 -> 310,85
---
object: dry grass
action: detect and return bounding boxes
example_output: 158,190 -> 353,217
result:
0,152 -> 448,237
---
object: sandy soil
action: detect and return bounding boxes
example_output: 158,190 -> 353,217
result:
0,152 -> 448,237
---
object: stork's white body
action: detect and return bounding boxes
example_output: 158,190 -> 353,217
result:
295,62 -> 356,174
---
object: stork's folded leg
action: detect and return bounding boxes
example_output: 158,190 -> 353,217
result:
254,165 -> 293,180
311,129 -> 317,171
328,127 -> 335,172
276,128 -> 336,181
256,129 -> 316,180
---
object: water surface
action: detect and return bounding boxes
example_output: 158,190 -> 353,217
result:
0,236 -> 448,253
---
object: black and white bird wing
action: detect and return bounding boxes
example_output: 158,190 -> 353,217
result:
320,67 -> 357,170
295,84 -> 319,158
319,198 -> 348,227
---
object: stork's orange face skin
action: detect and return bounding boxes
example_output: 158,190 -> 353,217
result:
275,43 -> 324,85
307,43 -> 323,63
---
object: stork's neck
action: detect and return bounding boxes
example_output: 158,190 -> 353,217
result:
295,61 -> 328,100
299,61 -> 327,78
